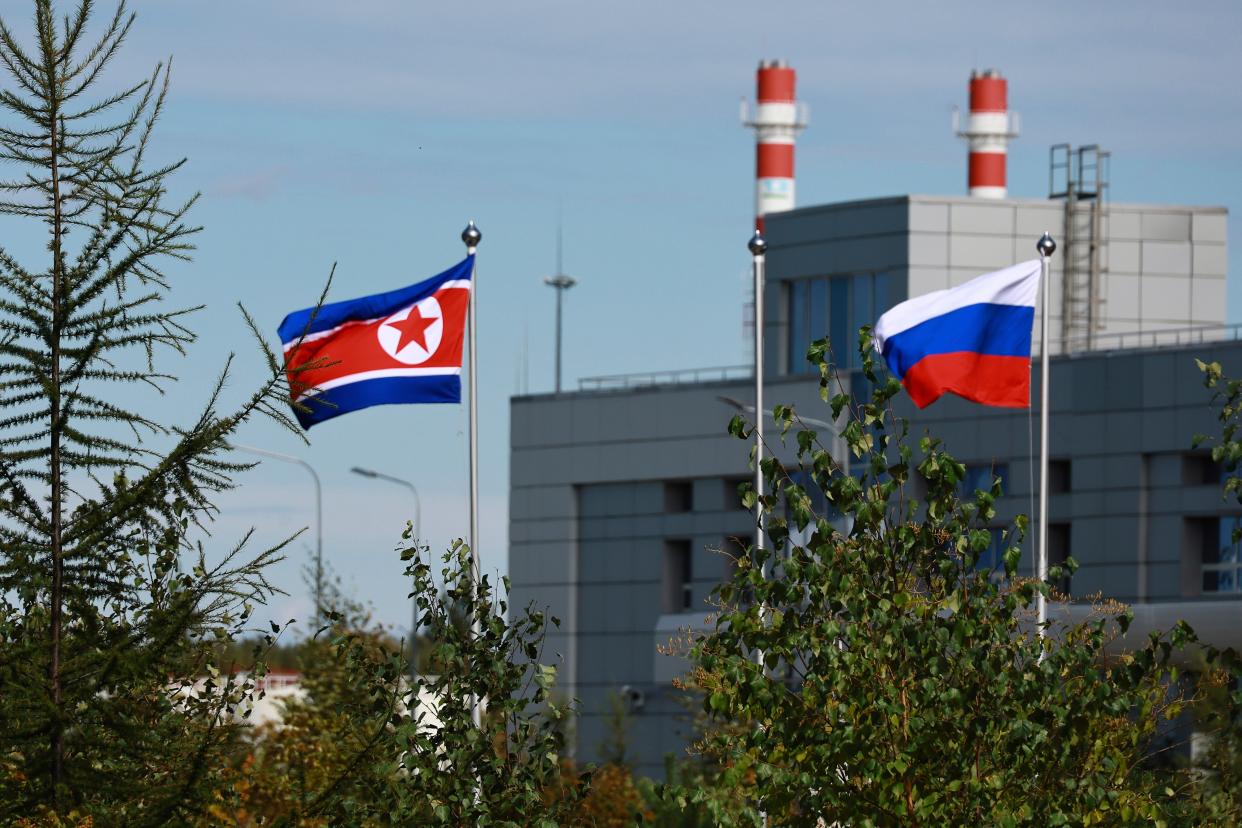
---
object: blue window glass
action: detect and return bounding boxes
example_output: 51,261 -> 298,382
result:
852,273 -> 873,357
961,463 -> 1008,499
1218,517 -> 1241,564
848,371 -> 874,408
808,278 -> 828,353
1205,569 -> 1237,592
975,528 -> 1007,572
787,469 -> 831,518
830,277 -> 851,368
873,271 -> 893,322
788,280 -> 807,375
1204,516 -> 1242,593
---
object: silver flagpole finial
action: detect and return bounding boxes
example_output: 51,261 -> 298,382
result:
462,220 -> 482,247
1036,231 -> 1056,257
748,229 -> 767,256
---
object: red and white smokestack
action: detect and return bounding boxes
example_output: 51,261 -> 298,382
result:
742,60 -> 807,232
955,69 -> 1019,198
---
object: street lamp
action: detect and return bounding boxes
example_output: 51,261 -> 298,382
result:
231,443 -> 324,622
351,466 -> 422,676
544,273 -> 576,393
716,394 -> 837,433
350,467 -> 422,537
544,217 -> 577,394
717,394 -> 849,492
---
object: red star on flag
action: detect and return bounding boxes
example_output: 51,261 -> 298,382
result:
388,305 -> 436,353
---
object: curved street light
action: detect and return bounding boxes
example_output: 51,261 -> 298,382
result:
230,443 -> 324,622
716,394 -> 837,433
351,466 -> 422,676
350,467 -> 421,538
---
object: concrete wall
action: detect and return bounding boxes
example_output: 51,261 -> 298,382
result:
509,381 -> 756,777
764,195 -> 1228,374
1107,205 -> 1228,334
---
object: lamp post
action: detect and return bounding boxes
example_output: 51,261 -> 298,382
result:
544,218 -> 577,394
544,273 -> 576,393
351,466 -> 422,676
717,393 -> 848,467
716,394 -> 836,433
231,444 -> 323,621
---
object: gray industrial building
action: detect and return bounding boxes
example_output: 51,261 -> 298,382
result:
509,189 -> 1235,777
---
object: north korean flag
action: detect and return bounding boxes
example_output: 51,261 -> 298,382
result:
277,256 -> 473,429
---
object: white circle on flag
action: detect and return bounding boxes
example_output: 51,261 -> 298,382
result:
377,297 -> 444,365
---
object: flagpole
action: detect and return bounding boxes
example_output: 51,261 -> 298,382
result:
748,229 -> 766,598
462,220 -> 483,731
749,228 -> 769,828
1036,232 -> 1056,641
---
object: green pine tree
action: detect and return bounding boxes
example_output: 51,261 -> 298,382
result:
0,1 -> 302,820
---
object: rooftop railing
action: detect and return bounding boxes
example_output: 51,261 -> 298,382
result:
578,364 -> 752,392
1055,322 -> 1242,356
574,323 -> 1242,393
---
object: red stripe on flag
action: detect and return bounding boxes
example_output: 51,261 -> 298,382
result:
285,287 -> 468,397
901,352 -> 1030,409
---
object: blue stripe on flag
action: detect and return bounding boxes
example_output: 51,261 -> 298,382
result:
293,375 -> 461,429
278,255 -> 473,345
880,302 -> 1034,380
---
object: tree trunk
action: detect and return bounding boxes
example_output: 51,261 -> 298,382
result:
48,109 -> 65,800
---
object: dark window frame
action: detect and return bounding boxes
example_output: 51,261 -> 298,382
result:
1048,459 -> 1071,495
663,539 -> 694,613
1049,522 -> 1071,595
1183,452 -> 1224,487
663,480 -> 693,513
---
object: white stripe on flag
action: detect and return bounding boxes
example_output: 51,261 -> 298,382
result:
293,366 -> 462,402
874,259 -> 1040,347
281,282 -> 472,352
284,318 -> 371,351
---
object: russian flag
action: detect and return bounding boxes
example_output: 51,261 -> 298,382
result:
278,257 -> 473,429
873,260 -> 1040,409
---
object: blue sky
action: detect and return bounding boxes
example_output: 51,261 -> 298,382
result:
10,1 -> 1238,636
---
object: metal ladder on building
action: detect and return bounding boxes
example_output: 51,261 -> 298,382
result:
1049,144 -> 1110,352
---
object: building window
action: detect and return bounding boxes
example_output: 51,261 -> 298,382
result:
1183,452 -> 1223,486
975,528 -> 1007,573
1203,516 -> 1242,594
785,272 -> 894,376
1048,460 -> 1071,495
723,477 -> 750,511
724,534 -> 753,574
830,277 -> 850,365
724,535 -> 754,604
786,469 -> 835,527
664,481 -> 693,513
663,540 -> 693,612
961,463 -> 1008,499
1049,522 -> 1071,595
788,279 -> 808,373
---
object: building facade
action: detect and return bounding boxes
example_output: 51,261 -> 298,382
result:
509,194 -> 1233,777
